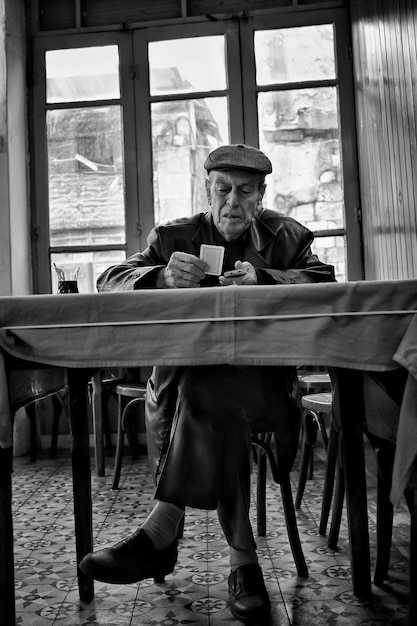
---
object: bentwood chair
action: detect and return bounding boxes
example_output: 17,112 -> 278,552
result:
303,374 -> 414,617
111,382 -> 147,490
27,370 -> 125,476
251,430 -> 309,578
295,388 -> 350,554
297,391 -> 344,547
89,370 -> 127,476
294,373 -> 332,509
251,372 -> 311,579
248,369 -> 334,580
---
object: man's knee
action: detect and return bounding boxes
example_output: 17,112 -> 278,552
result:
179,366 -> 243,416
178,366 -> 269,423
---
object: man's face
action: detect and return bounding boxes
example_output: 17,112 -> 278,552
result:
205,170 -> 266,242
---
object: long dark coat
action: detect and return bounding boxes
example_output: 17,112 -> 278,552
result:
97,209 -> 335,484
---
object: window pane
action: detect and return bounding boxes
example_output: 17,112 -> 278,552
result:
47,106 -> 125,246
149,37 -> 226,95
151,97 -> 228,224
258,88 -> 344,231
51,250 -> 126,294
255,25 -> 335,85
312,236 -> 346,282
46,46 -> 120,103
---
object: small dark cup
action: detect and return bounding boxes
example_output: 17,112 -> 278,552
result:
58,280 -> 79,294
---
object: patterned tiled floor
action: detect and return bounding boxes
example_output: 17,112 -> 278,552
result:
12,441 -> 411,625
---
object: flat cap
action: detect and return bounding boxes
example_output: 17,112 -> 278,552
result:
204,143 -> 272,175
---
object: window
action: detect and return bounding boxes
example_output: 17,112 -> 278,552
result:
148,36 -> 229,224
44,46 -> 126,293
240,13 -> 361,281
32,33 -> 137,293
256,26 -> 344,279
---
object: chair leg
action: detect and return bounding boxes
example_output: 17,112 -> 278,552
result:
280,475 -> 308,577
408,488 -> 416,626
373,442 -> 395,585
177,514 -> 185,539
295,410 -> 317,509
327,438 -> 345,550
295,432 -> 311,509
316,412 -> 329,450
25,403 -> 38,462
50,394 -> 63,458
112,395 -> 126,490
112,396 -> 144,489
125,410 -> 140,460
256,449 -> 268,537
319,421 -> 339,535
251,434 -> 308,577
101,388 -> 113,450
91,372 -> 105,477
308,447 -> 314,480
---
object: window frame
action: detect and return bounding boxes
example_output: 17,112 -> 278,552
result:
31,31 -> 138,293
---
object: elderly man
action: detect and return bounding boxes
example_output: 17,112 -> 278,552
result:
80,144 -> 335,624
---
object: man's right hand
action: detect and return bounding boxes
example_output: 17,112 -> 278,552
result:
157,252 -> 208,288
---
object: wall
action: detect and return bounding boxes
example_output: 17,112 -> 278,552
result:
350,0 -> 417,280
0,0 -> 11,295
0,0 -> 31,296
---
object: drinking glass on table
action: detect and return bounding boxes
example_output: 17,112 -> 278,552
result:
54,264 -> 80,293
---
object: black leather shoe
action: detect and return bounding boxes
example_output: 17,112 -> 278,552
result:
228,564 -> 271,624
79,529 -> 178,584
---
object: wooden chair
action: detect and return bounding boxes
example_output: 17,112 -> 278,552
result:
335,428 -> 415,588
27,370 -> 125,476
296,391 -> 332,505
251,377 -> 311,578
89,370 -> 126,476
303,383 -> 415,623
251,430 -> 309,578
295,390 -> 349,554
294,373 -> 332,508
111,382 -> 147,490
25,389 -> 66,462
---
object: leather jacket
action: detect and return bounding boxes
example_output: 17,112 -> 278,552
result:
97,209 -> 335,291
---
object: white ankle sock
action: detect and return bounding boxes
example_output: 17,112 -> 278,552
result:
229,547 -> 259,571
141,501 -> 184,550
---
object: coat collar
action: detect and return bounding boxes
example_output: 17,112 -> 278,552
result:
192,211 -> 276,268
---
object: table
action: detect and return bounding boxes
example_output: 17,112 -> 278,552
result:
1,281 -> 417,624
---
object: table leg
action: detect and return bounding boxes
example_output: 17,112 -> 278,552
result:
0,446 -> 15,625
409,487 -> 416,626
67,368 -> 94,603
332,367 -> 372,598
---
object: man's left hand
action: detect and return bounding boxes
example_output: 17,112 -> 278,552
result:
219,260 -> 258,286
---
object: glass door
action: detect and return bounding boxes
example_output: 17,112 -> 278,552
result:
32,32 -> 137,293
240,10 -> 362,281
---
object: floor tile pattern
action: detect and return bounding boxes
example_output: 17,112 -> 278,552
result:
12,442 -> 411,625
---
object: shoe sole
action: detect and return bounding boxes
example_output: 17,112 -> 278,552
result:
79,555 -> 176,585
230,605 -> 271,624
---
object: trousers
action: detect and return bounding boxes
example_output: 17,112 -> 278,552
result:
153,365 -> 298,550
